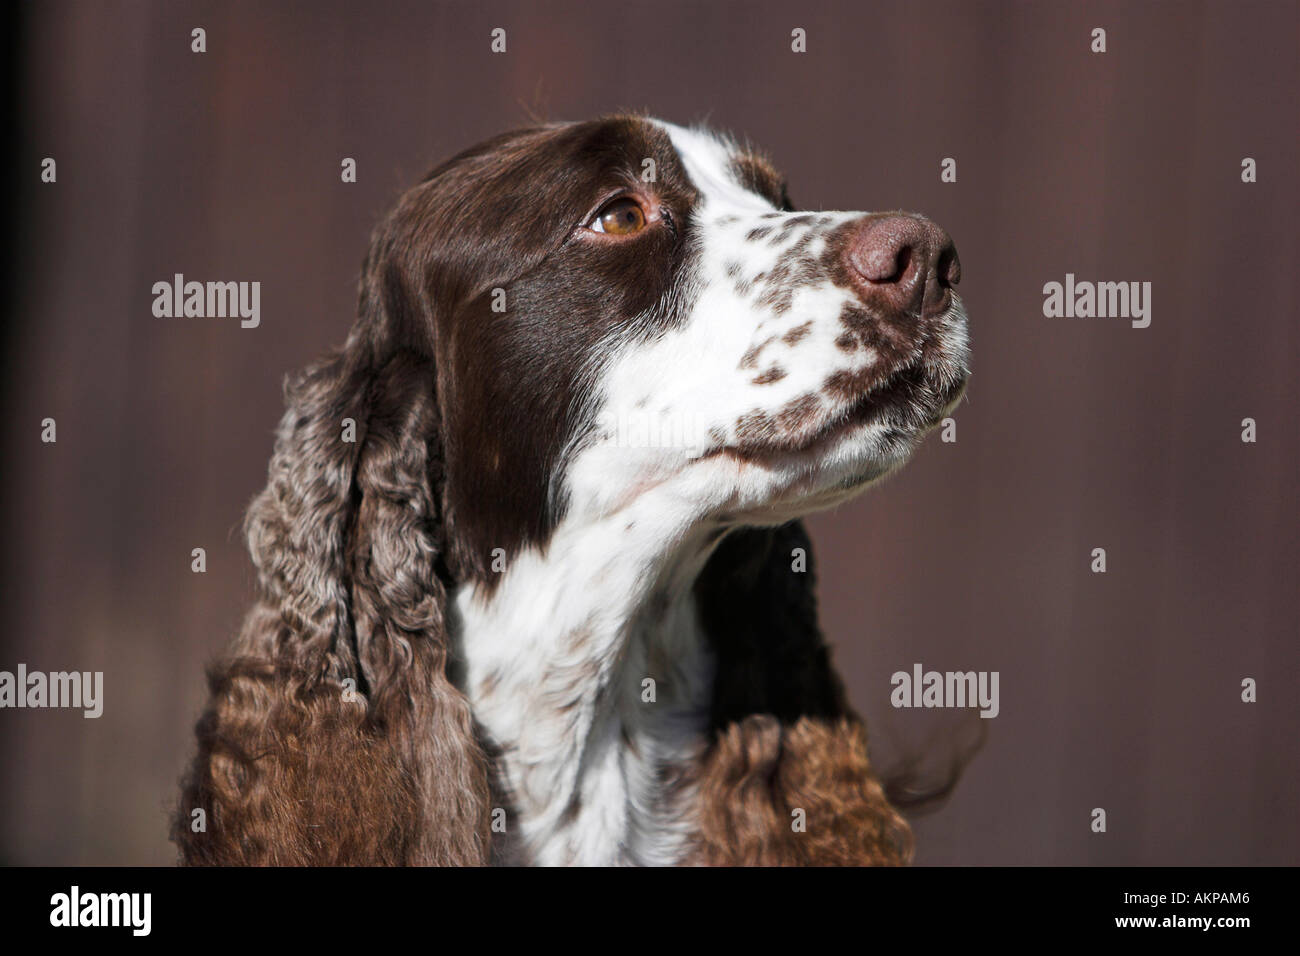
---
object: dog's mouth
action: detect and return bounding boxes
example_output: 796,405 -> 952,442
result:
714,359 -> 967,470
838,363 -> 933,430
699,361 -> 967,524
848,360 -> 968,433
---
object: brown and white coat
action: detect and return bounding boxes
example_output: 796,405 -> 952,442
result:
173,115 -> 970,866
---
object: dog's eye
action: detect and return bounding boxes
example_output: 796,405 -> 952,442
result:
590,197 -> 647,235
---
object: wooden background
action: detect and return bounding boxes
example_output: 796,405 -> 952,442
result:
3,0 -> 1297,864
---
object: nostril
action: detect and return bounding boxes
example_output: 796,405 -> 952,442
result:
936,245 -> 961,287
887,244 -> 912,284
856,240 -> 911,284
848,215 -> 931,287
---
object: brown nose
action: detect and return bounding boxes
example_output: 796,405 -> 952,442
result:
844,213 -> 960,320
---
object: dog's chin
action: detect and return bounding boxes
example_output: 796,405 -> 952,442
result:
718,367 -> 969,526
720,436 -> 906,527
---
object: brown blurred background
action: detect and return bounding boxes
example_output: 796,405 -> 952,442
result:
3,0 -> 1297,865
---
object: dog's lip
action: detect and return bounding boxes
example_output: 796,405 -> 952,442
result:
840,362 -> 968,432
705,362 -> 951,467
837,365 -> 928,429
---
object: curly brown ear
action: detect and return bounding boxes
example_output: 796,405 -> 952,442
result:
687,521 -> 913,866
172,330 -> 490,865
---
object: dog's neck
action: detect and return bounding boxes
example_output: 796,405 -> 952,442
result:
453,487 -> 724,866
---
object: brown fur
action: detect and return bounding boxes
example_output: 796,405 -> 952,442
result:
172,270 -> 491,865
687,716 -> 911,866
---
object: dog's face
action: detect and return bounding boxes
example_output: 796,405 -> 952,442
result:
374,115 -> 969,579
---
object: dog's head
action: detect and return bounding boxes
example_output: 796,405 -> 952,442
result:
359,114 -> 969,583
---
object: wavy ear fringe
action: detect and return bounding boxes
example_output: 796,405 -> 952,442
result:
688,522 -> 913,866
173,343 -> 490,865
688,714 -> 913,866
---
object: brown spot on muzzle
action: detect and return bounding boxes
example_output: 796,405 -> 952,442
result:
739,334 -> 778,370
734,408 -> 777,445
728,392 -> 824,454
776,392 -> 822,433
824,367 -> 886,404
781,320 -> 813,345
837,303 -> 920,367
755,250 -> 820,315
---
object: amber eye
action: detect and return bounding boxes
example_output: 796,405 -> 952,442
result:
591,197 -> 647,235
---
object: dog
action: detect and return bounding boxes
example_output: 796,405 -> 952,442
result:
173,114 -> 970,866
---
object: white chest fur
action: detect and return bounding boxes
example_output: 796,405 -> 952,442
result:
453,493 -> 720,866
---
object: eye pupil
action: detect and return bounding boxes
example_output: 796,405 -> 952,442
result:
596,198 -> 647,235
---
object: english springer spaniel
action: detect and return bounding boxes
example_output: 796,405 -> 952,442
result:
174,115 -> 970,866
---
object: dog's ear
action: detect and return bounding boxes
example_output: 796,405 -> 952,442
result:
689,521 -> 914,865
698,522 -> 846,727
173,263 -> 490,865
